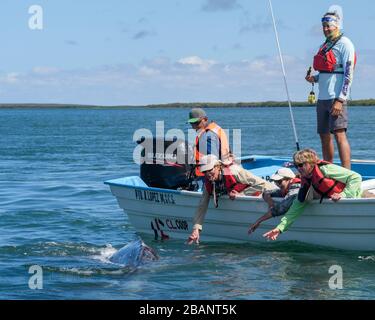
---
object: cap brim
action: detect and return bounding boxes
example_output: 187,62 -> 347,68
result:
187,118 -> 200,123
270,174 -> 283,181
200,165 -> 214,172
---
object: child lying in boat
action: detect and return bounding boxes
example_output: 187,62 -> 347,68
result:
187,154 -> 274,245
263,148 -> 374,241
248,168 -> 301,234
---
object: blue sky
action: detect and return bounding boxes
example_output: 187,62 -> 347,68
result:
1,0 -> 374,105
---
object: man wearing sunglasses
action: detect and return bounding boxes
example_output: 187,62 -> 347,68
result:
248,168 -> 301,234
305,6 -> 356,169
188,108 -> 232,177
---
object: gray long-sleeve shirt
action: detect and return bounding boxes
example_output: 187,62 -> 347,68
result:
265,182 -> 300,217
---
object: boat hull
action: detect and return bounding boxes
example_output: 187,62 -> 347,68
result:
106,176 -> 375,251
105,156 -> 375,250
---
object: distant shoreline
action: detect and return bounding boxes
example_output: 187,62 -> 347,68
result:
1,99 -> 375,109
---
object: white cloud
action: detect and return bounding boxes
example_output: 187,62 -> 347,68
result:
0,72 -> 21,84
138,66 -> 160,76
32,66 -> 60,75
177,56 -> 216,71
248,59 -> 266,72
1,54 -> 374,105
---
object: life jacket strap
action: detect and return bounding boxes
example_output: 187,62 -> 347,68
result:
319,70 -> 344,74
321,34 -> 343,54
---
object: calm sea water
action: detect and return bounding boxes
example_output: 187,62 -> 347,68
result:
0,106 -> 374,300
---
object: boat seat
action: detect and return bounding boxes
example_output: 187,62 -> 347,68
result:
361,179 -> 375,195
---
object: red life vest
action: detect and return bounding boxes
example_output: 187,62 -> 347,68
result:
280,177 -> 301,197
302,161 -> 346,201
204,166 -> 261,196
291,177 -> 301,185
313,35 -> 357,73
313,46 -> 339,73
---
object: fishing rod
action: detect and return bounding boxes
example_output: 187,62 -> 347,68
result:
268,0 -> 300,151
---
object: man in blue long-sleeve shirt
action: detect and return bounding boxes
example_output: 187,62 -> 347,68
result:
305,7 -> 356,169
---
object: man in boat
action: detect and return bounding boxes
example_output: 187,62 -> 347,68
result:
305,6 -> 356,169
248,168 -> 301,234
187,154 -> 274,244
263,148 -> 370,241
188,108 -> 232,178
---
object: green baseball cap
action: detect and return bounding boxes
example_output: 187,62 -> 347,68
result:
188,108 -> 206,123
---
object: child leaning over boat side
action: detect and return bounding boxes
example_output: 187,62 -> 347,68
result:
263,148 -> 370,241
248,168 -> 301,234
187,154 -> 274,245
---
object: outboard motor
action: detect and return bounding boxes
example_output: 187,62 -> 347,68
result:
139,137 -> 196,190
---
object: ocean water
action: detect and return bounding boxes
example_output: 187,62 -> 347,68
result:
0,106 -> 374,300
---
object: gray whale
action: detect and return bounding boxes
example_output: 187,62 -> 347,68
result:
109,239 -> 158,267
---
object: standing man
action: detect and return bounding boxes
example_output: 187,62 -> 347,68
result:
305,6 -> 356,169
188,108 -> 232,177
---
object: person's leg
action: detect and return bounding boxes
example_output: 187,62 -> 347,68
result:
330,102 -> 350,168
319,133 -> 334,162
334,129 -> 351,169
317,100 -> 333,161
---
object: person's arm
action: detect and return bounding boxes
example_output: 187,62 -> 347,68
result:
263,189 -> 280,208
306,74 -> 319,83
192,186 -> 211,231
187,186 -> 211,245
338,39 -> 355,102
264,189 -> 307,240
232,166 -> 274,191
320,164 -> 362,199
275,197 -> 308,233
267,189 -> 283,198
248,211 -> 273,234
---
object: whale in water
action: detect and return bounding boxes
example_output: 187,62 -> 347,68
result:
108,239 -> 158,267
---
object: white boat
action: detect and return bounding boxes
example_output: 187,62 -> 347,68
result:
105,3 -> 375,251
105,156 -> 375,251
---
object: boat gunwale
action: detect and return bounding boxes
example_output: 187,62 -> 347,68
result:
105,178 -> 375,204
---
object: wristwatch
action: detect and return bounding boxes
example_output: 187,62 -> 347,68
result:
334,98 -> 345,103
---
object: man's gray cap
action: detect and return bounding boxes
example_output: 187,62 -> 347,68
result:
188,108 -> 207,123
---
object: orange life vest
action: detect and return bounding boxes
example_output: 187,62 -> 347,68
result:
313,35 -> 357,73
301,161 -> 346,202
204,166 -> 261,197
195,122 -> 230,177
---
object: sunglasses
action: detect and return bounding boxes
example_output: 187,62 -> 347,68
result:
321,16 -> 337,23
191,119 -> 202,126
294,162 -> 305,168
